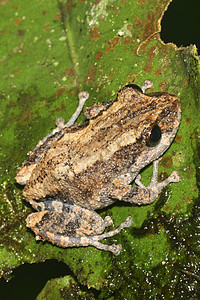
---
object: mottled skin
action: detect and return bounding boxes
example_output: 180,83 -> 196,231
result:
16,82 -> 181,254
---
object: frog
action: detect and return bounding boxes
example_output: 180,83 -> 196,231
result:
16,80 -> 181,255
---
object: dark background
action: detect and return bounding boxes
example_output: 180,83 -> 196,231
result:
161,0 -> 200,50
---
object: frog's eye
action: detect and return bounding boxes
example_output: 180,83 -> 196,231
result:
147,125 -> 161,147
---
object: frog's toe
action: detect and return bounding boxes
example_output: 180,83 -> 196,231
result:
55,117 -> 65,128
104,216 -> 113,227
78,91 -> 89,103
141,79 -> 153,93
123,216 -> 133,227
169,170 -> 181,182
109,244 -> 122,255
91,241 -> 122,255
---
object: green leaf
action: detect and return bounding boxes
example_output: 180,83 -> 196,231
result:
0,0 -> 200,298
36,275 -> 96,300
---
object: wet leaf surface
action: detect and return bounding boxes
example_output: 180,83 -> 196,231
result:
0,0 -> 200,298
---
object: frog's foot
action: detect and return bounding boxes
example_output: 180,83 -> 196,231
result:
26,211 -> 132,255
55,117 -> 65,128
55,91 -> 89,128
141,79 -> 153,93
135,158 -> 181,204
66,91 -> 89,127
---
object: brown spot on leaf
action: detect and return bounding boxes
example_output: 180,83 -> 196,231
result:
184,77 -> 189,86
6,101 -> 17,109
13,42 -> 24,53
133,15 -> 142,29
142,13 -> 156,42
105,90 -> 110,97
123,36 -> 131,45
60,102 -> 66,110
175,134 -> 182,143
158,171 -> 168,182
17,30 -> 25,37
155,68 -> 162,76
181,196 -> 192,203
44,25 -> 50,32
0,0 -> 8,4
13,70 -> 21,75
175,203 -> 182,211
56,87 -> 67,97
108,72 -> 115,79
89,26 -> 100,41
65,68 -> 74,77
113,6 -> 119,14
185,118 -> 191,125
21,111 -> 34,123
161,156 -> 172,169
126,74 -> 137,85
14,18 -> 22,27
159,80 -> 168,91
54,12 -> 61,21
68,87 -> 79,97
99,69 -> 104,76
105,36 -> 119,53
1,29 -> 8,35
85,64 -> 97,84
143,45 -> 156,73
95,50 -> 103,60
51,102 -> 66,115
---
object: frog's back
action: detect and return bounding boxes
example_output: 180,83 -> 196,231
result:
23,87 -> 181,210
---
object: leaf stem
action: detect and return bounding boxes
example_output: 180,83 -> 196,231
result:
59,1 -> 82,88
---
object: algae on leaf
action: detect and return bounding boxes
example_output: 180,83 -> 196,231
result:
0,0 -> 200,298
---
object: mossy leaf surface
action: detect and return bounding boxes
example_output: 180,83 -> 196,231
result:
0,0 -> 200,298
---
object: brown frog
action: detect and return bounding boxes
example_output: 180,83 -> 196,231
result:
16,80 -> 181,255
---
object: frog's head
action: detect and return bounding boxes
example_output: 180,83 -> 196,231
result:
143,91 -> 181,162
117,85 -> 181,170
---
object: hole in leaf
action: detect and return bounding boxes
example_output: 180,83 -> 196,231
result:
0,260 -> 70,300
161,0 -> 200,50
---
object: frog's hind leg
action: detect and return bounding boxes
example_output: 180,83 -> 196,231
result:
34,216 -> 132,255
26,202 -> 132,255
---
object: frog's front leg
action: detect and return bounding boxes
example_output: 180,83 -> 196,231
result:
26,202 -> 132,255
16,91 -> 90,186
33,91 -> 89,151
65,91 -> 89,126
110,158 -> 181,205
134,158 -> 180,203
